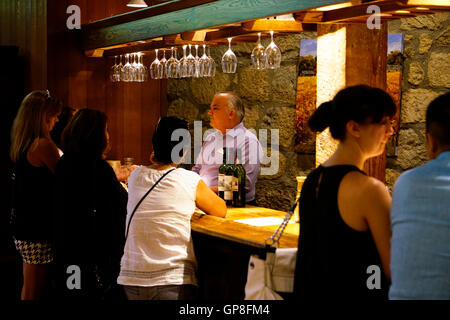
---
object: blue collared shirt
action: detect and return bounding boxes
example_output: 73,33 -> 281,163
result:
192,122 -> 263,202
389,151 -> 450,299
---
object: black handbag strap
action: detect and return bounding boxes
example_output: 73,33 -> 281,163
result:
265,197 -> 299,250
125,168 -> 176,240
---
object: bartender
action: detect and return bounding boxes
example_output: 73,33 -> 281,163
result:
192,92 -> 262,204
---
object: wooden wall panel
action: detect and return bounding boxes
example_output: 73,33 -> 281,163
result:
0,0 -> 47,92
45,0 -> 167,165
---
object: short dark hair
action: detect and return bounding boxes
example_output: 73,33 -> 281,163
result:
51,106 -> 77,149
61,109 -> 108,158
152,116 -> 189,164
308,85 -> 396,141
426,92 -> 450,147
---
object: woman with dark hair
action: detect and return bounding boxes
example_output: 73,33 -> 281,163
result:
294,85 -> 396,299
10,90 -> 63,300
53,109 -> 128,299
118,116 -> 226,300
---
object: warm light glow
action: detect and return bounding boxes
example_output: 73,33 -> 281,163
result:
315,2 -> 353,11
395,10 -> 411,13
415,7 -> 430,10
407,0 -> 450,5
127,0 -> 148,8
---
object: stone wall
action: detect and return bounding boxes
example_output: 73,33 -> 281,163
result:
167,12 -> 450,211
386,12 -> 450,190
167,33 -> 316,210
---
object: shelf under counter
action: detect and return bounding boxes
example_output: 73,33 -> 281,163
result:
191,205 -> 299,249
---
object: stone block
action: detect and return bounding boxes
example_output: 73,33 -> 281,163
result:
407,62 -> 424,85
271,64 -> 298,105
190,72 -> 231,105
436,26 -> 450,47
239,66 -> 270,102
258,146 -> 286,180
400,12 -> 448,31
385,168 -> 401,193
428,52 -> 450,88
167,98 -> 199,123
401,89 -> 440,123
262,106 -> 296,149
397,128 -> 428,170
418,33 -> 433,54
242,104 -> 260,130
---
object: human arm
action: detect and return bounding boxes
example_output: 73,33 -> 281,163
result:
362,178 -> 392,281
195,179 -> 226,218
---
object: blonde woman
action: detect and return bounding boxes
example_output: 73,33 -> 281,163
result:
10,90 -> 62,300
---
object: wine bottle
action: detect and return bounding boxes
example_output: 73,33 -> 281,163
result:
233,148 -> 246,207
218,147 -> 227,200
223,147 -> 234,206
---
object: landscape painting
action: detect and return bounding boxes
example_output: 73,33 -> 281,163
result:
294,34 -> 404,156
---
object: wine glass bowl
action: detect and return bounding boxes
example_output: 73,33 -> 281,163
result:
222,37 -> 237,74
150,49 -> 163,80
265,30 -> 281,69
251,33 -> 266,70
167,47 -> 180,79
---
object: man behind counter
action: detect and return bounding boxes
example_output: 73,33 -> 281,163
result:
192,92 -> 263,204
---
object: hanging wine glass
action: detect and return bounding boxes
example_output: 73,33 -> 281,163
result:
186,44 -> 196,78
116,55 -> 123,82
265,30 -> 281,69
150,49 -> 163,80
160,49 -> 168,79
199,44 -> 210,77
251,33 -> 266,70
131,53 -> 139,82
136,52 -> 148,82
193,44 -> 201,78
121,53 -> 133,82
222,37 -> 237,74
179,45 -> 188,78
207,46 -> 216,77
166,47 -> 179,79
110,56 -> 120,82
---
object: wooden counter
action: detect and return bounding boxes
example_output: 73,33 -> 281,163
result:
191,205 -> 299,300
191,205 -> 299,249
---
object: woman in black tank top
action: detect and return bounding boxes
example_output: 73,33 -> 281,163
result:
294,85 -> 396,300
10,90 -> 62,300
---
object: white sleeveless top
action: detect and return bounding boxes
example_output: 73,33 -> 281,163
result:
117,166 -> 201,287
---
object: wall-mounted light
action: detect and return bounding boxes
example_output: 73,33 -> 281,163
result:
127,0 -> 148,8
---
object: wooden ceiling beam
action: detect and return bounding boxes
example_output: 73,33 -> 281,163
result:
81,0 -> 345,50
205,26 -> 255,42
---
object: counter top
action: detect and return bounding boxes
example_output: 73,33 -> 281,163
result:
191,205 -> 299,249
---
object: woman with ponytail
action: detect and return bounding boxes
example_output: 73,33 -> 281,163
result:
294,85 -> 396,300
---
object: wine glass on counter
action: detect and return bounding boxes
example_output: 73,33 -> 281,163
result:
222,37 -> 237,74
265,30 -> 281,69
150,49 -> 163,80
251,33 -> 266,70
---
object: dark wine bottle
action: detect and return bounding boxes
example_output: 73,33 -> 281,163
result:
233,148 -> 246,207
218,147 -> 227,200
223,147 -> 234,206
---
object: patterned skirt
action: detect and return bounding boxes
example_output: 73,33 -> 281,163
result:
13,238 -> 53,264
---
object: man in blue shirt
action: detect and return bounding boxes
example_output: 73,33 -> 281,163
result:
389,92 -> 450,299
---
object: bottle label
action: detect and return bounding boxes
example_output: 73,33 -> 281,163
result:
218,174 -> 224,192
232,177 -> 238,192
224,175 -> 233,200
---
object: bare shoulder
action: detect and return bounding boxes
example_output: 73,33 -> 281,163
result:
340,171 -> 390,206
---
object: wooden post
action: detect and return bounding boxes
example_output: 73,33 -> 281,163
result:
316,22 -> 388,182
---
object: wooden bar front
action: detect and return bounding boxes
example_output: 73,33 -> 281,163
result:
191,206 -> 299,300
